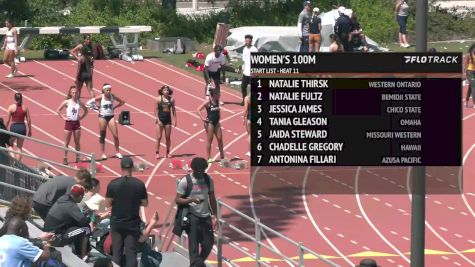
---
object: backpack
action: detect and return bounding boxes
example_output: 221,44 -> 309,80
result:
140,250 -> 163,267
172,174 -> 211,237
173,38 -> 186,54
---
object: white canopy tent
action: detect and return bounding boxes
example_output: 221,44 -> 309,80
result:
225,9 -> 386,55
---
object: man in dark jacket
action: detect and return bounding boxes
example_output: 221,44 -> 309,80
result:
334,6 -> 353,52
33,168 -> 92,220
44,184 -> 91,259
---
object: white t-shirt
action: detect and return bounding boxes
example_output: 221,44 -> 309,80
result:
65,99 -> 81,121
204,53 -> 225,73
243,45 -> 258,77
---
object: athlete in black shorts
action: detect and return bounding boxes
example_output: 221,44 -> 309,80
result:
197,90 -> 225,163
71,35 -> 95,99
155,85 -> 176,159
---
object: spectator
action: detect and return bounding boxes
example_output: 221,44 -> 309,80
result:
0,217 -> 50,266
33,168 -> 92,220
94,258 -> 113,267
395,0 -> 410,48
308,7 -> 322,52
329,34 -> 344,53
102,211 -> 161,266
356,258 -> 380,267
465,43 -> 475,108
334,6 -> 353,52
241,34 -> 258,106
0,117 -> 12,149
105,156 -> 148,267
0,196 -> 55,242
348,12 -> 369,52
81,178 -> 111,232
175,157 -> 218,267
43,184 -> 91,259
298,1 -> 312,52
204,45 -> 226,99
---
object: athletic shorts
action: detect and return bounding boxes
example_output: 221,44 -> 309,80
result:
10,123 -> 26,136
158,114 -> 172,126
99,115 -> 114,123
64,120 -> 81,131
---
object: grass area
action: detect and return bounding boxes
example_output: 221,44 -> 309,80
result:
383,40 -> 475,52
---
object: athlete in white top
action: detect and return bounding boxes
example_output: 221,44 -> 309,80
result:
87,83 -> 125,160
1,19 -> 19,78
240,34 -> 258,105
203,45 -> 226,98
56,86 -> 88,164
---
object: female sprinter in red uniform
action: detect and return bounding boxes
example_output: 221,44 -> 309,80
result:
56,86 -> 88,164
155,85 -> 177,159
6,93 -> 32,161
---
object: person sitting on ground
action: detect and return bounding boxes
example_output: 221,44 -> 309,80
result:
33,168 -> 92,220
0,217 -> 51,266
43,184 -> 92,259
348,12 -> 369,52
329,34 -> 344,53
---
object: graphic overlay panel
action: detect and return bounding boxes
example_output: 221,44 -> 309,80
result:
250,53 -> 462,194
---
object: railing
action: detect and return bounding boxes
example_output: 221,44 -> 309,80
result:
157,194 -> 340,267
0,128 -> 96,177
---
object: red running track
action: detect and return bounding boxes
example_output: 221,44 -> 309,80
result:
1,59 -> 475,267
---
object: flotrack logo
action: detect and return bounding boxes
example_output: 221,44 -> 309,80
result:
404,55 -> 459,64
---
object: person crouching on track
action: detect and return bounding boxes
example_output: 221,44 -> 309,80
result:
5,93 -> 32,161
155,85 -> 177,159
1,19 -> 19,78
87,83 -> 125,160
197,90 -> 225,164
71,34 -> 95,99
56,86 -> 88,165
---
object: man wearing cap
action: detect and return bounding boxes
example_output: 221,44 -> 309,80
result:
33,168 -> 92,220
175,157 -> 218,267
240,34 -> 258,106
44,184 -> 91,259
204,45 -> 226,99
105,156 -> 148,267
334,6 -> 353,52
297,1 -> 312,52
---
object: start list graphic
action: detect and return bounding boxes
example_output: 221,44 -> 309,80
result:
250,53 -> 462,167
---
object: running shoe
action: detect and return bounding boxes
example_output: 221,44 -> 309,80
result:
12,68 -> 17,76
101,154 -> 107,160
115,153 -> 123,159
5,74 -> 13,78
155,151 -> 160,159
207,158 -> 213,164
245,152 -> 251,157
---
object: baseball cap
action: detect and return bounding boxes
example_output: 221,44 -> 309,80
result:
303,1 -> 311,6
70,184 -> 85,197
313,7 -> 319,12
338,6 -> 346,13
121,156 -> 133,169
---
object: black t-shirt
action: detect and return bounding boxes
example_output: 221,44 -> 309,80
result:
106,176 -> 147,231
309,17 -> 321,34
